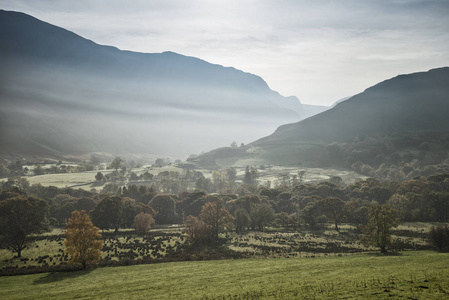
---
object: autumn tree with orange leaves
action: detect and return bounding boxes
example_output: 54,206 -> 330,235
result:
65,210 -> 103,269
198,201 -> 234,240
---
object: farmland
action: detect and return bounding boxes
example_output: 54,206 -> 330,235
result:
0,222 -> 435,272
21,164 -> 365,193
1,251 -> 448,299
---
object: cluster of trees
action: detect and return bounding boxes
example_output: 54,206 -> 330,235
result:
3,171 -> 449,229
2,168 -> 449,257
98,168 -> 238,196
0,160 -> 98,178
325,132 -> 449,182
184,201 -> 233,244
0,161 -> 28,178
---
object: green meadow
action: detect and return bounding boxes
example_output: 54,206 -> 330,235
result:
1,251 -> 448,299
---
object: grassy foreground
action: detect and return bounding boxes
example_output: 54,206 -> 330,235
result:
1,251 -> 448,299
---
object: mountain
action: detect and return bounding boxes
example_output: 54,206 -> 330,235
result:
258,67 -> 449,144
0,10 -> 327,161
191,67 -> 449,169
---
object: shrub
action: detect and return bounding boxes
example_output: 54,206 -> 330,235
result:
134,212 -> 155,232
429,225 -> 449,252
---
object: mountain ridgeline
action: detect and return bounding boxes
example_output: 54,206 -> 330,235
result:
0,10 -> 326,160
259,67 -> 449,144
192,67 -> 449,174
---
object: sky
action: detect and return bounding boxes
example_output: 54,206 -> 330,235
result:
1,0 -> 448,106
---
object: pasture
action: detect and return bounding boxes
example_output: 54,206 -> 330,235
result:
23,165 -> 192,191
20,160 -> 366,192
26,171 -> 111,190
1,251 -> 448,299
0,223 -> 433,273
0,228 -> 185,272
226,222 -> 431,258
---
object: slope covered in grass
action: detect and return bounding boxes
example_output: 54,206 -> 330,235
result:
1,251 -> 448,299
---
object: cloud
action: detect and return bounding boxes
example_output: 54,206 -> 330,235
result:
1,0 -> 448,105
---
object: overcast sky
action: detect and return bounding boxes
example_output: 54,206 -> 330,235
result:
1,0 -> 448,106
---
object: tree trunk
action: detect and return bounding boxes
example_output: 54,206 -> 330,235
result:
335,220 -> 340,232
82,261 -> 86,269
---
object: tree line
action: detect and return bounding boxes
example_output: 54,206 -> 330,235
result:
1,172 -> 449,261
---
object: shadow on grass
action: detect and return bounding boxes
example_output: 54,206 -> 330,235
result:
33,269 -> 92,285
366,251 -> 405,257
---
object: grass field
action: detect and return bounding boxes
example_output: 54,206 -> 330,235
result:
26,171 -> 111,190
24,165 -> 190,191
21,161 -> 365,192
0,223 -> 433,271
1,251 -> 448,299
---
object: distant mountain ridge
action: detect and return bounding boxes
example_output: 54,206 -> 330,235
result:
0,10 -> 327,160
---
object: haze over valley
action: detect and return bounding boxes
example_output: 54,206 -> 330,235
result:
0,10 -> 327,161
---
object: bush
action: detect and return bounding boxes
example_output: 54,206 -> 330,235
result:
134,212 -> 155,232
429,225 -> 449,252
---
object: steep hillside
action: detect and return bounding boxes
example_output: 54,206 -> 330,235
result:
0,10 -> 327,161
192,67 -> 449,173
258,67 -> 449,144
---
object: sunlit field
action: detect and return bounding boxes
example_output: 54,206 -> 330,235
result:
1,251 -> 448,299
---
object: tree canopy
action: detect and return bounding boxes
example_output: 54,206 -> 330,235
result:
198,201 -> 234,239
0,194 -> 48,257
65,210 -> 103,269
361,204 -> 399,253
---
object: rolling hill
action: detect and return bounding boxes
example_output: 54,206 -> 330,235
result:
0,10 -> 326,161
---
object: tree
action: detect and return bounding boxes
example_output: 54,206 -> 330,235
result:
65,210 -> 103,269
91,196 -> 123,232
154,158 -> 166,166
33,165 -> 45,176
142,171 -> 154,181
95,172 -> 105,182
199,201 -> 234,239
226,167 -> 237,189
184,215 -> 211,244
0,164 -> 10,178
234,208 -> 251,232
91,196 -> 149,232
212,170 -> 229,193
428,225 -> 449,252
276,212 -> 290,228
134,212 -> 155,233
75,197 -> 97,213
2,177 -> 30,192
319,197 -> 346,232
243,166 -> 253,185
101,183 -> 120,195
109,157 -> 124,172
195,176 -> 213,192
149,194 -> 177,224
302,200 -> 322,229
361,204 -> 399,253
51,194 -> 77,226
0,194 -> 48,257
387,194 -> 411,221
250,203 -> 275,231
